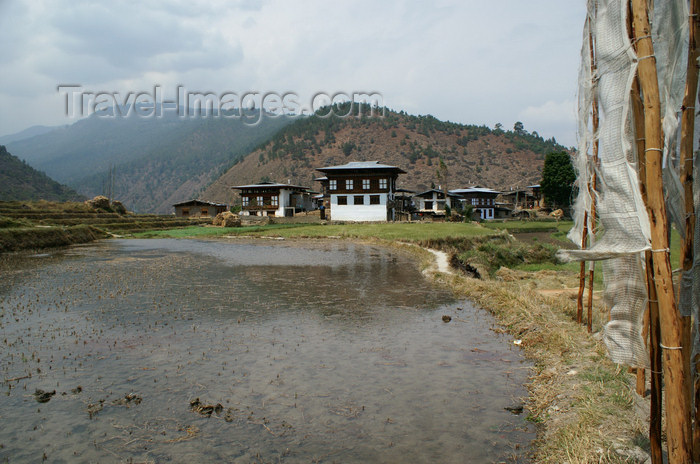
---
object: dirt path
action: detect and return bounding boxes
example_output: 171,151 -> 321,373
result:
425,248 -> 453,274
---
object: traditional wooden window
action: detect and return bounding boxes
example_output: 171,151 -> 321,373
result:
182,208 -> 189,216
379,178 -> 387,189
354,195 -> 364,205
329,179 -> 337,190
271,196 -> 279,206
362,179 -> 370,189
369,195 -> 380,205
337,195 -> 348,205
256,196 -> 264,206
425,201 -> 433,210
346,179 -> 353,190
242,197 -> 249,206
201,208 -> 208,216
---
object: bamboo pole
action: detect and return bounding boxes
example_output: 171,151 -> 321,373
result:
631,1 -> 693,462
680,1 -> 700,460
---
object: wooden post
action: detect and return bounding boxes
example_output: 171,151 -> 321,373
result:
646,250 -> 665,464
586,188 -> 596,333
681,0 -> 699,277
585,8 -> 599,333
631,1 -> 693,462
632,69 -> 664,462
636,305 -> 650,395
630,64 -> 649,396
577,211 -> 588,324
680,1 -> 700,460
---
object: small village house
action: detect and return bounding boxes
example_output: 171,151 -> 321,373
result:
500,187 -> 537,210
315,161 -> 405,222
528,184 -> 543,207
232,182 -> 312,217
493,204 -> 514,219
450,187 -> 500,220
173,199 -> 228,218
394,188 -> 416,221
413,189 -> 461,217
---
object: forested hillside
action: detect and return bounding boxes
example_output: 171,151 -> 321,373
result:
0,146 -> 83,202
203,104 -> 567,205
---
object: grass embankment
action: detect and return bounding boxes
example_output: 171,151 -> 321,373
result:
0,200 -> 208,252
0,224 -> 109,252
134,221 -> 498,241
136,220 -> 588,280
136,219 -> 648,462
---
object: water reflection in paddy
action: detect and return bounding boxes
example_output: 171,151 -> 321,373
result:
0,238 -> 533,463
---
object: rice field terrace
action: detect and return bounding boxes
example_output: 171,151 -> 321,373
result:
0,200 -> 209,252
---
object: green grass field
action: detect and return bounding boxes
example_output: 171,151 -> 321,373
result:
133,222 -> 500,241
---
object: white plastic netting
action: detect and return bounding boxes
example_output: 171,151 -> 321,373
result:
562,0 -> 699,368
561,0 -> 650,367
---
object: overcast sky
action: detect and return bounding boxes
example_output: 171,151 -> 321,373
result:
0,0 -> 586,147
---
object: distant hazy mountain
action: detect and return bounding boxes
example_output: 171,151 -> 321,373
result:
0,145 -> 83,202
7,103 -> 567,213
7,110 -> 293,213
0,125 -> 60,145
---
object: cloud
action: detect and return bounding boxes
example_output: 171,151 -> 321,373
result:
0,0 -> 588,145
47,2 -> 243,77
519,100 -> 578,146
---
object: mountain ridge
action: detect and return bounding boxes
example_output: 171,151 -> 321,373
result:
0,125 -> 61,145
202,105 -> 567,206
0,145 -> 83,202
7,111 -> 293,213
6,104 -> 567,213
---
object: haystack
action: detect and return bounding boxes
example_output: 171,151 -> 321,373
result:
86,196 -> 110,210
111,200 -> 127,215
213,211 -> 240,227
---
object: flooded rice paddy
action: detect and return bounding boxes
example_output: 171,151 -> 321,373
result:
0,238 -> 533,463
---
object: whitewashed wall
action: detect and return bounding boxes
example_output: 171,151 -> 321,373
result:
331,194 -> 388,221
275,188 -> 292,217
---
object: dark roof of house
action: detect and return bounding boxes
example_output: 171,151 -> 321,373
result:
501,189 -> 535,197
449,188 -> 501,195
173,199 -> 228,207
316,160 -> 406,174
414,189 -> 462,198
231,182 -> 309,191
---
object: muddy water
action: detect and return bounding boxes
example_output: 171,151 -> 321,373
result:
0,239 -> 533,463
